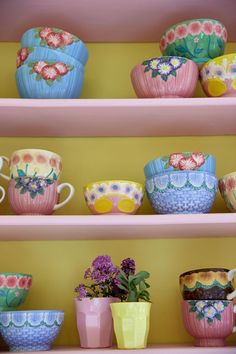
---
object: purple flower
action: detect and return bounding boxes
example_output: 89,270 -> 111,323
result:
75,284 -> 87,299
91,256 -> 118,284
84,267 -> 91,279
121,258 -> 136,276
28,179 -> 41,192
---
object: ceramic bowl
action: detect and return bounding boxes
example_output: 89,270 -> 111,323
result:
179,268 -> 233,300
219,171 -> 236,212
145,171 -> 217,214
182,300 -> 234,347
0,310 -> 64,352
144,152 -> 216,178
16,60 -> 84,98
16,46 -> 85,71
20,27 -> 88,65
84,180 -> 144,215
160,19 -> 227,65
200,54 -> 236,97
131,56 -> 198,98
0,272 -> 32,311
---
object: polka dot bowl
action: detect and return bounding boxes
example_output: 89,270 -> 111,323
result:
84,180 -> 144,215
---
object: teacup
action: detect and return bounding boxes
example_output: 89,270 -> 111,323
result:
227,269 -> 236,300
0,149 -> 62,181
8,178 -> 74,215
182,300 -> 236,346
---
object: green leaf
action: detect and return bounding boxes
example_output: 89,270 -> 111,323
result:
117,284 -> 128,292
175,45 -> 186,53
28,47 -> 34,53
15,182 -> 22,189
40,40 -> 47,46
189,307 -> 195,312
29,69 -> 34,75
53,173 -> 58,181
152,71 -> 158,78
36,74 -> 42,81
28,62 -> 35,68
34,34 -> 40,39
38,188 -> 44,195
142,60 -> 150,65
207,318 -> 213,325
46,80 -> 53,86
215,313 -> 221,321
144,67 -> 150,73
164,162 -> 170,169
53,28 -> 61,33
170,70 -> 176,77
20,187 -> 28,194
56,76 -> 62,82
46,179 -> 54,184
60,45 -> 65,50
139,281 -> 147,292
161,156 -> 169,162
67,65 -> 74,71
197,312 -> 204,320
161,74 -> 168,81
17,169 -> 26,177
194,48 -> 204,54
30,191 -> 37,199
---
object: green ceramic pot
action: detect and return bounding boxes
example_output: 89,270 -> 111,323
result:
0,272 -> 32,311
160,19 -> 227,65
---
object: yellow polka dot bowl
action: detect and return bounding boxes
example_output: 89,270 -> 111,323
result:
84,180 -> 144,215
200,54 -> 236,97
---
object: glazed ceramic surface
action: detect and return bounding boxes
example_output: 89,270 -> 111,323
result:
0,185 -> 5,204
131,56 -> 198,98
110,302 -> 151,349
219,171 -> 236,212
16,60 -> 84,99
182,300 -> 235,346
179,268 -> 233,300
144,152 -> 216,178
0,149 -> 62,180
227,269 -> 236,300
17,46 -> 85,71
145,171 -> 217,214
0,272 -> 32,311
8,179 -> 75,215
84,180 -> 144,215
0,310 -> 64,352
75,297 -> 119,348
20,27 -> 88,65
160,19 -> 227,65
201,54 -> 236,97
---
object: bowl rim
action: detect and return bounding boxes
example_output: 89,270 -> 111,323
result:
180,267 -> 230,278
0,310 -> 64,315
84,180 -> 143,190
21,26 -> 84,44
219,171 -> 236,180
0,271 -> 32,278
201,53 -> 236,69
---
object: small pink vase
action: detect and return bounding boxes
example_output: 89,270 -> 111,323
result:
74,297 -> 119,348
182,300 -> 235,346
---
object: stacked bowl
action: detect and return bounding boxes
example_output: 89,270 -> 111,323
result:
131,18 -> 227,98
144,151 -> 218,214
16,26 -> 88,98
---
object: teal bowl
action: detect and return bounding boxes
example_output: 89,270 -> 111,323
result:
16,59 -> 84,98
160,19 -> 227,65
21,27 -> 88,65
0,272 -> 32,311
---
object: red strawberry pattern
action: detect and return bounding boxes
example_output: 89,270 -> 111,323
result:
179,157 -> 197,170
39,27 -> 53,39
41,65 -> 59,80
45,32 -> 62,48
192,152 -> 205,167
33,61 -> 47,74
53,62 -> 68,75
35,27 -> 79,49
60,31 -> 73,45
167,152 -> 208,171
28,61 -> 74,86
169,153 -> 184,168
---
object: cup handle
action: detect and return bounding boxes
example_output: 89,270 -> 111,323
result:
227,269 -> 236,300
0,186 -> 5,203
233,305 -> 236,333
53,183 -> 75,211
0,156 -> 10,181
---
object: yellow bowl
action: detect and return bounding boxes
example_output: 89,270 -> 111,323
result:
83,180 -> 144,215
200,53 -> 236,97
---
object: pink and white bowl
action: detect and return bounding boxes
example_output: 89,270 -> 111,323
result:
131,56 -> 198,98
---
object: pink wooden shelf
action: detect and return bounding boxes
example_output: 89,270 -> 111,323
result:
0,214 -> 236,241
0,98 -> 236,137
16,345 -> 236,354
1,0 -> 236,42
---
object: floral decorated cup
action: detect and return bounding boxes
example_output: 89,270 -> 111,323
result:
0,149 -> 62,180
84,180 -> 144,215
144,152 -> 216,178
146,171 -> 217,214
0,310 -> 64,352
0,272 -> 32,311
179,268 -> 234,300
16,59 -> 84,98
20,27 -> 88,65
200,54 -> 236,97
182,300 -> 236,346
219,172 -> 236,212
160,19 -> 227,65
131,56 -> 198,98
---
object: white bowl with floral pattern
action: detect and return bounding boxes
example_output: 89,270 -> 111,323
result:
84,180 -> 144,215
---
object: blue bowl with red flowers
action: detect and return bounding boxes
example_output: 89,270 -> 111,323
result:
21,27 -> 88,65
160,19 -> 227,65
144,152 -> 216,178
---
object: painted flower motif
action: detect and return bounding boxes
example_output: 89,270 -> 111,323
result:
192,152 -> 205,167
15,176 -> 54,199
179,157 -> 197,170
213,301 -> 225,313
18,276 -> 28,289
189,300 -> 229,324
200,66 -> 211,81
158,62 -> 172,75
198,271 -> 214,285
160,37 -> 167,51
149,58 -> 160,70
53,62 -> 68,76
222,28 -> 228,42
33,61 -> 47,74
169,57 -> 182,69
194,37 -> 199,43
142,56 -> 186,81
219,180 -> 226,195
46,32 -> 62,48
41,65 -> 59,80
226,177 -> 236,192
169,153 -> 184,168
196,301 -> 206,312
204,305 -> 217,319
188,21 -> 202,36
229,64 -> 236,75
20,48 -> 29,61
175,24 -> 188,39
49,157 -> 57,168
124,184 -> 133,194
6,275 -> 18,288
12,154 -> 20,165
26,277 -> 32,289
23,153 -> 33,163
0,275 -> 6,288
166,29 -> 175,44
212,64 -> 227,79
96,184 -> 107,194
60,31 -> 74,45
214,24 -> 223,37
202,21 -> 214,35
182,273 -> 198,288
16,54 -> 21,68
39,27 -> 53,39
110,183 -> 120,192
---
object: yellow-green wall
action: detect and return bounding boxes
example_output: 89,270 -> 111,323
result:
0,43 -> 236,347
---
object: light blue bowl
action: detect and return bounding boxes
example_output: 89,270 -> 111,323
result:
144,152 -> 216,178
145,171 -> 218,214
0,310 -> 64,352
17,46 -> 84,72
16,60 -> 84,99
21,27 -> 88,65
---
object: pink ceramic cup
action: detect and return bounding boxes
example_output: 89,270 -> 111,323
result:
182,300 -> 236,347
131,56 -> 198,98
8,178 -> 74,215
74,297 -> 119,348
